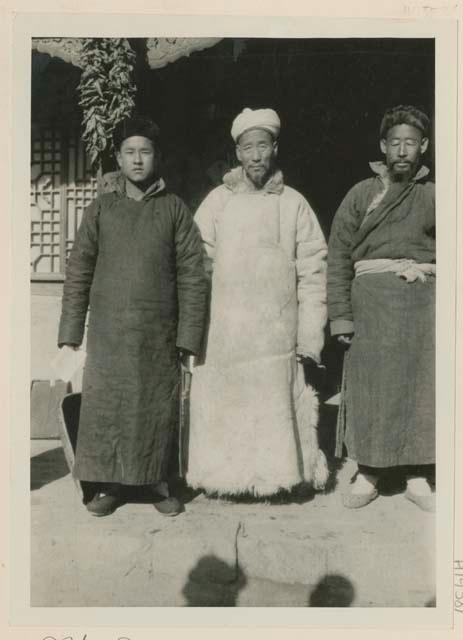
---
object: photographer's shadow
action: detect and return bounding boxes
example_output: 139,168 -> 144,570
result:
182,554 -> 247,606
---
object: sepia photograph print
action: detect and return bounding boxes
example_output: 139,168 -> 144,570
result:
5,5 -> 460,635
29,32 -> 438,607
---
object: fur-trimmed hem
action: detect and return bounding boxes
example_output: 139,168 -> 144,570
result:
294,384 -> 329,490
186,475 -> 306,499
186,376 -> 328,497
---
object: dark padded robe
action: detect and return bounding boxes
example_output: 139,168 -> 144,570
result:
327,163 -> 435,468
58,178 -> 208,484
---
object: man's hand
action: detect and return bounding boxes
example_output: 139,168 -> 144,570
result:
178,348 -> 193,370
336,333 -> 354,348
51,344 -> 84,386
296,354 -> 326,392
296,354 -> 318,367
59,343 -> 79,351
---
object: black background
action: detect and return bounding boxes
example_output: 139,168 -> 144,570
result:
32,37 -> 435,236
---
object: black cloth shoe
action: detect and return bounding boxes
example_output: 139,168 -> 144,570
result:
86,486 -> 122,517
152,494 -> 183,517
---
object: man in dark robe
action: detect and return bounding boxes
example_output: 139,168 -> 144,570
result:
58,116 -> 208,517
328,105 -> 435,512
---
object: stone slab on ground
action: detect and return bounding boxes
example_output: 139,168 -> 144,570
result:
31,440 -> 435,607
30,380 -> 69,438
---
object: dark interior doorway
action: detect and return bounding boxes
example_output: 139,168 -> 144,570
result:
136,37 -> 434,235
32,37 -> 435,235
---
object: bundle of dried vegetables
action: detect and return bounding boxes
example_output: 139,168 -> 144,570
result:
77,38 -> 136,169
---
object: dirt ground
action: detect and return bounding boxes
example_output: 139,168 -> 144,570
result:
31,439 -> 435,607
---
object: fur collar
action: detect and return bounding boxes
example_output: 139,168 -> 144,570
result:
369,161 -> 430,184
222,166 -> 285,195
102,171 -> 166,200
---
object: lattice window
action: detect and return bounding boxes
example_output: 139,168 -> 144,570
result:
65,131 -> 98,262
30,130 -> 63,275
30,127 -> 98,279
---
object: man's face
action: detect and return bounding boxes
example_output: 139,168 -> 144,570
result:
380,124 -> 428,181
116,136 -> 158,186
236,129 -> 278,188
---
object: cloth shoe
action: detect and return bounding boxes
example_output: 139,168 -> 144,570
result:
404,488 -> 435,513
86,486 -> 122,517
404,476 -> 435,512
152,493 -> 183,516
342,471 -> 379,509
342,487 -> 379,509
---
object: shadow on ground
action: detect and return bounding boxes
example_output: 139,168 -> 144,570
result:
308,573 -> 355,607
182,554 -> 247,606
30,445 -> 70,490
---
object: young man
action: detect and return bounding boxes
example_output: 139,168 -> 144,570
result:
186,108 -> 329,497
58,116 -> 208,517
328,105 -> 435,511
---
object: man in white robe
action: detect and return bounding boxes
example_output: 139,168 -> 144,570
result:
186,108 -> 328,497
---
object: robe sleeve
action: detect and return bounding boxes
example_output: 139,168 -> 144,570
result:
295,198 -> 328,363
173,198 -> 209,355
194,187 -> 226,278
57,198 -> 100,347
327,184 -> 363,336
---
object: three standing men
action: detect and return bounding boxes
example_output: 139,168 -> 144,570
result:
59,105 -> 435,513
58,116 -> 208,516
328,105 -> 435,511
186,108 -> 329,497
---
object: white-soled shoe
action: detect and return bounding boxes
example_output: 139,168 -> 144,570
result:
404,488 -> 435,512
342,486 -> 379,509
405,476 -> 435,512
342,472 -> 379,509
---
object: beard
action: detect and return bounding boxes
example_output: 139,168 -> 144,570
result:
389,161 -> 417,183
390,170 -> 410,183
245,164 -> 274,188
247,172 -> 267,187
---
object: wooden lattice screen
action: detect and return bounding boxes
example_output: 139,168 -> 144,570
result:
30,127 -> 98,279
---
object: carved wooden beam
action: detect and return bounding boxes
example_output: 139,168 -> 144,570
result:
146,37 -> 222,69
32,37 -> 223,70
32,38 -> 85,68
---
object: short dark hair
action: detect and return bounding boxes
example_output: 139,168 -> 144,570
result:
113,115 -> 161,151
380,105 -> 430,139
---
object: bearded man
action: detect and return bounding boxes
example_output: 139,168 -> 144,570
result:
328,105 -> 435,511
186,107 -> 329,497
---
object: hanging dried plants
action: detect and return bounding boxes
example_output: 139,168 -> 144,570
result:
77,38 -> 137,169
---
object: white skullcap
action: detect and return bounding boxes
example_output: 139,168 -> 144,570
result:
231,108 -> 281,143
